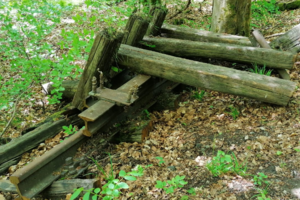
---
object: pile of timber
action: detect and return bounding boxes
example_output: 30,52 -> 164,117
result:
2,5 -> 299,199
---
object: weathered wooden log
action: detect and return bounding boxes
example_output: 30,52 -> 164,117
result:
146,6 -> 167,36
72,29 -> 124,110
141,36 -> 297,70
122,13 -> 149,46
278,0 -> 300,11
251,29 -> 290,80
270,23 -> 300,53
161,23 -> 252,46
211,0 -> 251,36
47,80 -> 79,101
117,44 -> 296,106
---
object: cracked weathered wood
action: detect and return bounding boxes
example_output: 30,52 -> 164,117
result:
117,44 -> 296,106
161,23 -> 252,46
251,29 -> 290,80
270,23 -> 300,53
72,29 -> 124,110
141,36 -> 296,70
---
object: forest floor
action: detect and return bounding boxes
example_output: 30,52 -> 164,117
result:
1,0 -> 300,199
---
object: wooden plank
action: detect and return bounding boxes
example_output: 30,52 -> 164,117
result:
161,23 -> 252,46
141,36 -> 296,70
117,44 -> 296,106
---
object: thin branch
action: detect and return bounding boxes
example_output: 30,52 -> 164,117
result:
0,84 -> 32,138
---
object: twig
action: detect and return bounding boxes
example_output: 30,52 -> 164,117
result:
265,32 -> 284,39
167,0 -> 191,20
0,84 -> 32,139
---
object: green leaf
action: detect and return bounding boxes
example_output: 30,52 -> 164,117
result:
83,192 -> 91,200
123,175 -> 137,181
70,187 -> 84,200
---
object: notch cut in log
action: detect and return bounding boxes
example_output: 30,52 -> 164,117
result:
251,29 -> 290,80
141,36 -> 297,70
117,44 -> 296,106
161,23 -> 252,46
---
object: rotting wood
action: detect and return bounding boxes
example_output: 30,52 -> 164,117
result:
141,36 -> 296,70
0,115 -> 83,174
146,6 -> 167,36
278,0 -> 300,11
117,44 -> 296,106
251,29 -> 290,80
122,13 -> 149,46
72,29 -> 124,110
270,23 -> 300,53
9,75 -> 177,199
160,23 -> 252,46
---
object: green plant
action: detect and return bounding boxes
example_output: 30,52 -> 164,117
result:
155,156 -> 165,166
144,109 -> 151,119
294,148 -> 300,152
228,106 -> 239,120
276,151 -> 283,156
253,172 -> 269,186
251,0 -> 280,28
62,125 -> 77,135
155,175 -> 188,194
192,90 -> 205,101
71,155 -> 147,200
251,186 -> 271,200
249,64 -> 272,76
206,150 -> 247,177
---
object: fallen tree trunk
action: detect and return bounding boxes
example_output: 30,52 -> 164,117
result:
270,23 -> 300,53
117,44 -> 296,106
141,36 -> 297,70
160,23 -> 252,46
278,0 -> 300,11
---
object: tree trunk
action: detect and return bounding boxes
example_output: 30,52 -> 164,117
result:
161,23 -> 252,46
117,44 -> 296,106
141,36 -> 297,70
211,0 -> 251,36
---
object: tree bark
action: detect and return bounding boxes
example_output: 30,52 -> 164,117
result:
72,29 -> 124,110
117,44 -> 296,106
141,36 -> 297,70
161,23 -> 252,46
211,0 -> 251,36
270,23 -> 300,53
